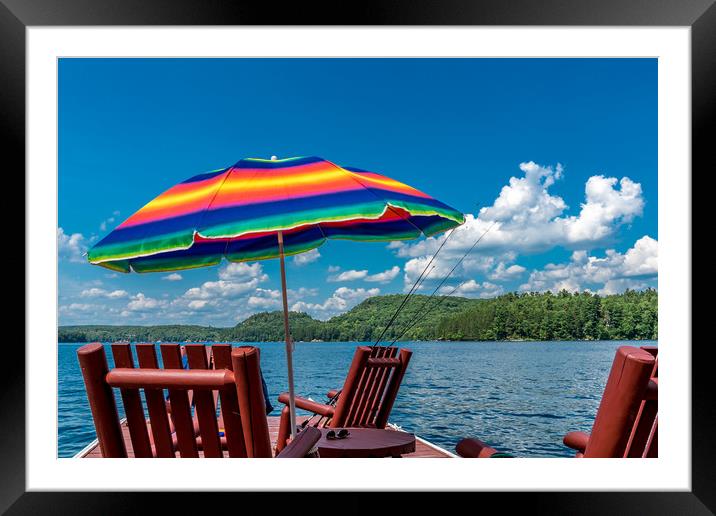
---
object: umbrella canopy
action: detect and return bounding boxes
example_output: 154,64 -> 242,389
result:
87,156 -> 465,272
87,155 -> 465,441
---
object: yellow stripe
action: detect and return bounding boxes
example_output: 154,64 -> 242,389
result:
218,167 -> 347,194
128,163 -> 422,217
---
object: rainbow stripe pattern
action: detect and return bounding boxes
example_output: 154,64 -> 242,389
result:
87,156 -> 465,273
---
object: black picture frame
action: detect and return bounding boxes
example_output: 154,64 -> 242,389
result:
4,0 -> 712,513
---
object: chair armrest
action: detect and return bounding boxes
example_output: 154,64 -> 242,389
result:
278,392 -> 335,418
326,389 -> 340,399
276,426 -> 321,458
563,431 -> 590,453
455,438 -> 499,458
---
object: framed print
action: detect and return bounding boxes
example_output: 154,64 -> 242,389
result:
5,0 -> 714,513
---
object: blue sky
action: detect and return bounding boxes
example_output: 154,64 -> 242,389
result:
58,58 -> 657,326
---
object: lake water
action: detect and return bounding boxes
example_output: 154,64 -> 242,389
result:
58,340 -> 656,458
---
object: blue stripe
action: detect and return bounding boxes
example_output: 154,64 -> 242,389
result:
180,168 -> 228,184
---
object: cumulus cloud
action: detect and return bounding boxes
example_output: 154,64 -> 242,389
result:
365,266 -> 401,283
247,289 -> 282,309
440,280 -> 504,298
126,293 -> 167,311
489,262 -> 526,281
329,266 -> 401,284
59,303 -> 95,313
395,161 -> 647,289
291,287 -> 380,320
183,278 -> 263,300
293,248 -> 321,266
80,288 -> 129,299
218,262 -> 268,282
248,287 -> 320,310
58,228 -> 87,263
329,269 -> 368,282
519,235 -> 658,294
181,262 -> 269,301
162,273 -> 183,281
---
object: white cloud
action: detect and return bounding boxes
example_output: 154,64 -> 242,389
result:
59,303 -> 95,313
58,227 -> 87,263
291,287 -> 380,320
563,176 -> 644,244
365,266 -> 401,283
162,273 -> 183,281
80,288 -> 129,299
395,162 -> 647,290
440,280 -> 504,298
247,289 -> 282,309
183,278 -> 263,300
480,161 -> 566,225
329,269 -> 368,282
293,248 -> 321,266
622,235 -> 658,277
248,287 -> 319,310
218,262 -> 267,282
489,262 -> 526,281
329,266 -> 401,284
519,235 -> 658,294
126,293 -> 167,311
327,265 -> 341,273
182,262 -> 269,301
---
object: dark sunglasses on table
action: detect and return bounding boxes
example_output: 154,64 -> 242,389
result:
325,429 -> 350,440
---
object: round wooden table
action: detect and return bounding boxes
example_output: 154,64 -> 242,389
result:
316,428 -> 416,458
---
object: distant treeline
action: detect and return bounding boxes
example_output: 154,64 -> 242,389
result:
58,289 -> 657,343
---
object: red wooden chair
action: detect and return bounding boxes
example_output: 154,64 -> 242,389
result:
562,345 -> 658,458
77,342 -> 319,458
456,345 -> 658,458
275,345 -> 412,453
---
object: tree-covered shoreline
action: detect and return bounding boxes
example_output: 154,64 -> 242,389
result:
58,289 -> 657,343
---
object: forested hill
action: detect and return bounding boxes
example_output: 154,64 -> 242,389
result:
58,289 -> 657,343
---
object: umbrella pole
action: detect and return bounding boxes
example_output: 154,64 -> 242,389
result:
277,230 -> 298,439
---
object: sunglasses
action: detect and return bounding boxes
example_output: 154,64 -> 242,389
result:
325,429 -> 350,440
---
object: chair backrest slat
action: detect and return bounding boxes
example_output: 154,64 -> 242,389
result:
356,347 -> 397,427
331,346 -> 371,427
644,416 -> 658,458
342,348 -> 375,426
375,348 -> 412,428
111,343 -> 153,458
332,346 -> 412,429
185,344 -> 223,458
160,344 -> 199,458
346,346 -> 386,427
211,344 -> 248,458
135,344 -> 175,457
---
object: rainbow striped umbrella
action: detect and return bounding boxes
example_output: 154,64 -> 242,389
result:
88,156 -> 465,437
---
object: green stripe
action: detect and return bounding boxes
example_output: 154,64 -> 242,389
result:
88,229 -> 194,263
89,200 -> 465,267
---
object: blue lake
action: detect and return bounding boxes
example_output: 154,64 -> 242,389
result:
58,340 -> 656,458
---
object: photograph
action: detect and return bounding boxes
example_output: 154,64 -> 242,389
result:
57,57 -> 659,461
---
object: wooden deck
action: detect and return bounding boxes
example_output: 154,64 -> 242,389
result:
79,416 -> 455,458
